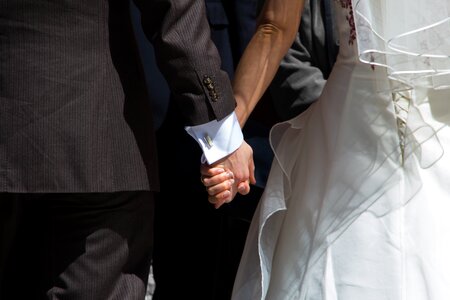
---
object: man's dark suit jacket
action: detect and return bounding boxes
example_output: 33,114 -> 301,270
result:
0,0 -> 236,193
145,1 -> 258,300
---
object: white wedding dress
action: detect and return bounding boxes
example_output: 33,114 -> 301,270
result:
232,1 -> 450,299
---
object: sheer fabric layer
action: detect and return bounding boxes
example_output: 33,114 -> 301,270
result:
232,1 -> 450,299
352,0 -> 450,90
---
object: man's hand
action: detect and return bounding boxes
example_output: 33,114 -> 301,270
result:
200,141 -> 256,208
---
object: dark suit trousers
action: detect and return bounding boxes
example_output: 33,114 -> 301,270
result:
0,191 -> 154,300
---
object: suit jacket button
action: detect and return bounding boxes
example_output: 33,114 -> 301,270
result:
203,76 -> 213,85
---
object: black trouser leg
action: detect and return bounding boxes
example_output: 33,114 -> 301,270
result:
0,191 -> 154,300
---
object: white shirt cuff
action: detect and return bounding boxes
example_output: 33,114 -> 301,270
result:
185,112 -> 243,165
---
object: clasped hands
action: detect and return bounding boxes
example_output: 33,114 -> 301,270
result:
200,140 -> 256,208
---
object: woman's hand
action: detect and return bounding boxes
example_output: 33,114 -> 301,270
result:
200,166 -> 234,208
200,140 -> 255,209
200,165 -> 252,209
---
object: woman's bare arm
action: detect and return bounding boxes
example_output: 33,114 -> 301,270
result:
233,0 -> 304,127
200,0 -> 305,205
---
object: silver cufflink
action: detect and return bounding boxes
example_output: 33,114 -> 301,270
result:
203,134 -> 213,149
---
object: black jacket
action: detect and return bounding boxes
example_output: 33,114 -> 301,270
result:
0,0 -> 236,192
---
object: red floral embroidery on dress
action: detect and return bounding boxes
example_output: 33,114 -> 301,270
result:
335,0 -> 375,70
335,0 -> 356,45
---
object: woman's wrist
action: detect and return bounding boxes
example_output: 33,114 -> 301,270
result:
234,95 -> 249,128
235,106 -> 248,128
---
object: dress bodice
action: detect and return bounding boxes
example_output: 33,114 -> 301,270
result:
332,0 -> 360,65
232,2 -> 450,300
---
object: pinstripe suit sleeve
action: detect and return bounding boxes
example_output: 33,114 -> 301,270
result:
132,0 -> 236,126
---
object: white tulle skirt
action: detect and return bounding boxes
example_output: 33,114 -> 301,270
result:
231,59 -> 450,300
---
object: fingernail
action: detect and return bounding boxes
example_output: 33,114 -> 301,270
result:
227,171 -> 234,179
229,179 -> 235,185
222,190 -> 231,198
